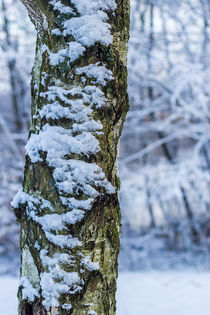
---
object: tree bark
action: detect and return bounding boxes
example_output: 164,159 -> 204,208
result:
12,1 -> 130,314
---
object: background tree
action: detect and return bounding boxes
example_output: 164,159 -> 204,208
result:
120,0 -> 210,257
12,0 -> 130,314
0,0 -> 35,272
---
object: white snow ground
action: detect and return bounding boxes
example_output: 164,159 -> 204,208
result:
1,272 -> 210,315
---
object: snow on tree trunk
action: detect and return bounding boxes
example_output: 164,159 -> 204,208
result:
12,0 -> 130,314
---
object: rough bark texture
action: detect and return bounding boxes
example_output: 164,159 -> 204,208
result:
13,1 -> 130,314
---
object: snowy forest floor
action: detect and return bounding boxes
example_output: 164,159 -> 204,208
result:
2,271 -> 210,315
1,231 -> 210,314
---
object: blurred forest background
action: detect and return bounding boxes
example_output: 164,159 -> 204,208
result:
1,0 -> 210,274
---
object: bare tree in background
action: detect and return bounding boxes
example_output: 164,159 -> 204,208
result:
1,0 -> 29,131
0,0 -> 35,271
120,0 -> 210,250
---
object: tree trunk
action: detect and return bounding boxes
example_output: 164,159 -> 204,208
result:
12,1 -> 130,314
1,0 -> 24,131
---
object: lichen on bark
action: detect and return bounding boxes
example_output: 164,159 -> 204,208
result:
12,0 -> 130,314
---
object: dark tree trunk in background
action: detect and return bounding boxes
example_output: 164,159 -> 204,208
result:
1,0 -> 26,131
